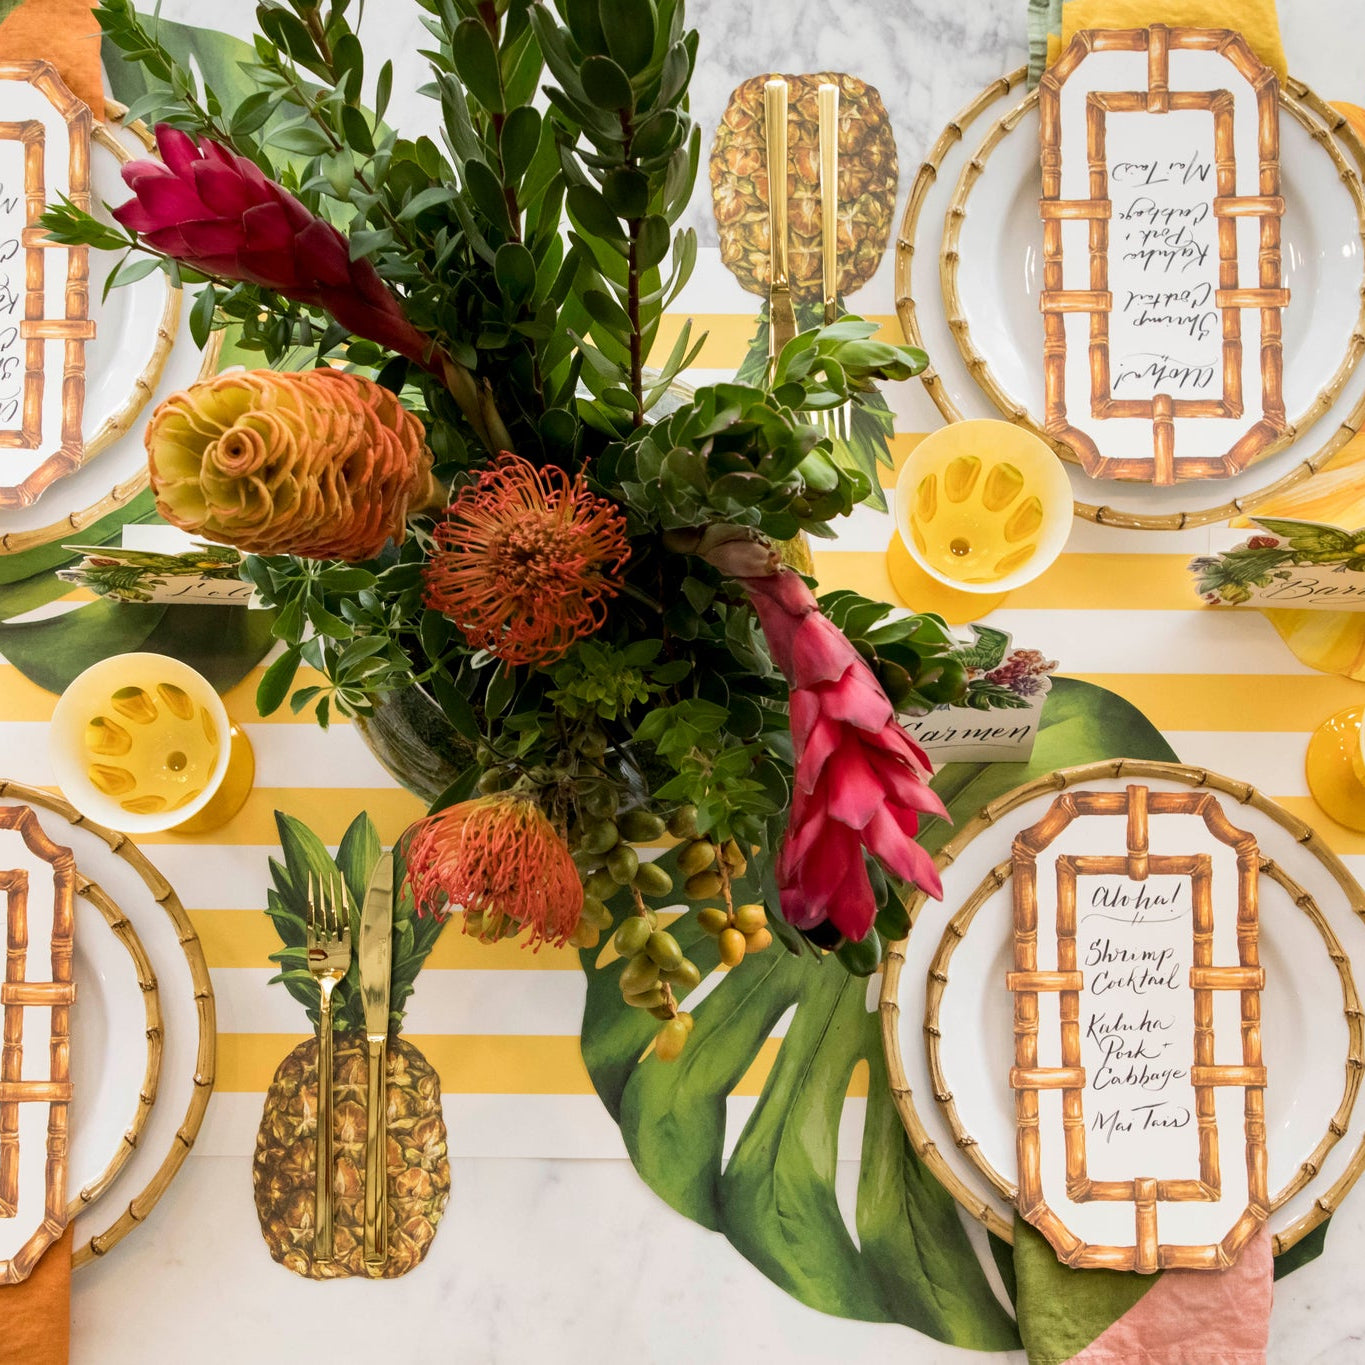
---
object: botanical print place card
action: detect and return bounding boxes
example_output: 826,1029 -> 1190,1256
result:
901,626 -> 1057,764
1191,517 -> 1365,609
57,542 -> 251,605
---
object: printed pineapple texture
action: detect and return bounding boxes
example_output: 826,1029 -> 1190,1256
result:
713,71 -> 904,511
710,71 -> 898,303
253,811 -> 450,1279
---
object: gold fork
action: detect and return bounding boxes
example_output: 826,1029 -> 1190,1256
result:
818,81 -> 851,443
306,870 -> 351,1263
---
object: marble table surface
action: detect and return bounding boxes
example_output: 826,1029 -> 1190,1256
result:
68,1 -> 1365,1361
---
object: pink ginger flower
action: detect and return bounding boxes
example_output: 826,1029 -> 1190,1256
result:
113,125 -> 434,367
741,567 -> 946,941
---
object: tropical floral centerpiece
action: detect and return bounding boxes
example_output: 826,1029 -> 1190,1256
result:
48,0 -> 1028,1059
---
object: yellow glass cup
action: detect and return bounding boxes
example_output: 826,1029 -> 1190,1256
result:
50,652 -> 254,836
893,419 -> 1074,596
1305,705 -> 1365,832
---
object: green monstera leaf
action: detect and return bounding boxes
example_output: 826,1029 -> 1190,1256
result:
0,600 -> 278,695
578,678 -> 1178,1349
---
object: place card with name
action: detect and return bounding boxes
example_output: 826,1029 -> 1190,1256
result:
1039,27 -> 1288,485
1007,783 -> 1268,1272
58,542 -> 252,605
900,624 -> 1057,764
1191,517 -> 1365,610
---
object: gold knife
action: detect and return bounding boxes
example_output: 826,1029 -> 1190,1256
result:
818,82 -> 839,328
764,77 -> 796,372
358,847 -> 393,1269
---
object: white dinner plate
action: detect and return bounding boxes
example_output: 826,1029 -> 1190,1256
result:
0,783 -> 213,1266
0,115 -> 214,553
882,762 -> 1365,1253
895,70 -> 1365,529
0,80 -> 176,505
945,86 -> 1365,490
67,879 -> 160,1214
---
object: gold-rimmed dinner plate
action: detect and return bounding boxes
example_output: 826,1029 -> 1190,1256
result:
881,759 -> 1365,1255
896,70 -> 1365,530
0,781 -> 214,1267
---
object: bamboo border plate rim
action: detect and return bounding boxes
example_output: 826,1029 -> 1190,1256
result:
0,779 -> 214,1269
880,757 -> 1365,1254
939,84 -> 1365,482
894,70 -> 1365,530
66,874 -> 163,1220
0,104 -> 221,556
921,851 -> 1365,1222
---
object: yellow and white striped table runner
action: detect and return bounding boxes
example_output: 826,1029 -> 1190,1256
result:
4,248 -> 1362,1163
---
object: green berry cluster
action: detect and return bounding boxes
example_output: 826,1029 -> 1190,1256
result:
604,803 -> 716,1062
675,817 -> 772,966
611,908 -> 698,1061
569,798 -> 674,952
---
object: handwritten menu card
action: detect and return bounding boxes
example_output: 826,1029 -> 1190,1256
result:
0,166 -> 23,436
1107,116 -> 1221,407
1078,870 -> 1196,1168
1008,784 -> 1269,1272
1039,27 -> 1288,485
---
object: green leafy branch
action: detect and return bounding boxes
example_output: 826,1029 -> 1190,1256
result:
532,0 -> 701,431
244,547 -> 459,728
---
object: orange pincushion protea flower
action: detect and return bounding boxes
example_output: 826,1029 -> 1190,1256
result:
423,453 -> 630,667
404,794 -> 583,949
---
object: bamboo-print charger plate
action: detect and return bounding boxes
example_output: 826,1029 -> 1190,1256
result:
0,782 -> 213,1269
941,81 -> 1365,484
881,760 -> 1365,1256
0,99 -> 204,554
895,70 -> 1365,529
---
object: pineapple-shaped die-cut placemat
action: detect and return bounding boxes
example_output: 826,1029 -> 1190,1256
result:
714,71 -> 905,512
253,811 -> 450,1279
710,71 -> 898,305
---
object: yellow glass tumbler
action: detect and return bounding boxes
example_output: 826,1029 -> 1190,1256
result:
1306,705 -> 1365,832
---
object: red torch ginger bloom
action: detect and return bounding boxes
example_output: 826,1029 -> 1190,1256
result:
740,566 -> 947,941
404,794 -> 583,949
424,452 -> 631,667
113,125 -> 434,367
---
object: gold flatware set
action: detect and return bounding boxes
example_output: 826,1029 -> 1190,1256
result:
764,76 -> 851,439
305,851 -> 394,1271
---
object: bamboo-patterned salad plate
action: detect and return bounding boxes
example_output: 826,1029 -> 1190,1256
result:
896,63 -> 1365,529
881,761 -> 1365,1260
0,782 -> 213,1273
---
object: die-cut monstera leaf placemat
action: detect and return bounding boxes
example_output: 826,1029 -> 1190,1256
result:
577,679 -> 1330,1350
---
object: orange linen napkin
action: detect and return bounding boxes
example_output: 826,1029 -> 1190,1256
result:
0,1228 -> 73,1365
0,0 -> 103,117
0,4 -> 99,1350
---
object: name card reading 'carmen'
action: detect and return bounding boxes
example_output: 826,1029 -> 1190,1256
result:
1007,784 -> 1269,1273
1038,27 -> 1289,486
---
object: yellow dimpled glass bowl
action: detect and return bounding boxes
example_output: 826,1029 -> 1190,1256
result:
50,653 -> 253,835
893,420 -> 1074,594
